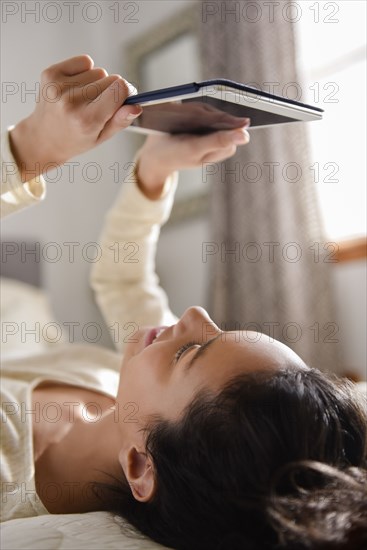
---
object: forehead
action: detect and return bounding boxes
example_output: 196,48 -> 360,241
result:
192,331 -> 306,388
218,330 -> 295,359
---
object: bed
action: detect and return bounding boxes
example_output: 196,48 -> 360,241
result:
1,511 -> 171,549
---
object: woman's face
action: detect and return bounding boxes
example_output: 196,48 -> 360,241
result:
116,306 -> 307,426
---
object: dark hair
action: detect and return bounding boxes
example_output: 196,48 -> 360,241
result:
91,367 -> 367,549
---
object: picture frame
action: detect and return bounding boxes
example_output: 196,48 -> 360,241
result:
124,4 -> 210,225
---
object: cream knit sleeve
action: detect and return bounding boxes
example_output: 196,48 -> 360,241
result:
90,155 -> 179,353
1,128 -> 46,218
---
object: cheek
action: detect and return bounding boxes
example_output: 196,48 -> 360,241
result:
118,352 -> 159,406
117,358 -> 165,421
118,340 -> 172,425
117,345 -> 195,420
120,329 -> 148,369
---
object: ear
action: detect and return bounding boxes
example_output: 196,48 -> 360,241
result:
119,446 -> 156,502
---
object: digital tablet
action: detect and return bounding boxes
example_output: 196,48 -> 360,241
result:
123,78 -> 323,135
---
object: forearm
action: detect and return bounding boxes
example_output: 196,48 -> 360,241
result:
90,157 -> 179,352
91,157 -> 177,288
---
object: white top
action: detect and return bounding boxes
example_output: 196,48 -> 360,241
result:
0,128 -> 179,522
1,126 -> 47,218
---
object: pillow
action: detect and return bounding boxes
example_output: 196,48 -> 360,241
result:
0,276 -> 67,359
355,381 -> 367,395
0,511 -> 172,549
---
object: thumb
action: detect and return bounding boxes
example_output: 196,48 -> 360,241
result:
97,104 -> 143,143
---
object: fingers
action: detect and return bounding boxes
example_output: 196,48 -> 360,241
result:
190,127 -> 250,154
42,55 -> 137,115
211,112 -> 250,128
202,145 -> 237,163
45,54 -> 94,78
224,127 -> 250,145
217,127 -> 250,147
180,127 -> 250,165
83,75 -> 136,104
72,73 -> 135,109
93,78 -> 142,142
97,104 -> 142,143
63,67 -> 108,88
89,76 -> 137,119
74,74 -> 124,103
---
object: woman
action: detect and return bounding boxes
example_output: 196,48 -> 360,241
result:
1,55 -> 366,549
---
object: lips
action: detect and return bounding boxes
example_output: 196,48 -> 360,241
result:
144,326 -> 169,347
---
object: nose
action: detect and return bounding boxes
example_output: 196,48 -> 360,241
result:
174,306 -> 220,341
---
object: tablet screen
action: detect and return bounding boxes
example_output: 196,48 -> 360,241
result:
130,96 -> 299,135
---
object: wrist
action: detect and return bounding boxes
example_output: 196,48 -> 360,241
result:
135,156 -> 170,200
9,116 -> 65,182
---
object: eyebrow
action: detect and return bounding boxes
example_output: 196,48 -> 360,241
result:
184,334 -> 222,372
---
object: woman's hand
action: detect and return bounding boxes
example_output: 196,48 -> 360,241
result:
9,55 -> 142,182
136,125 -> 250,200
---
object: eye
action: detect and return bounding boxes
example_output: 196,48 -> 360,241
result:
175,341 -> 200,362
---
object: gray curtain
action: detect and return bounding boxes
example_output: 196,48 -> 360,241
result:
199,0 -> 343,373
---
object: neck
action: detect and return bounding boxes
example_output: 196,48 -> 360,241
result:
35,407 -> 124,514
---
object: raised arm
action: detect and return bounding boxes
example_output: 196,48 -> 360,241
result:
90,128 -> 250,354
1,54 -> 142,218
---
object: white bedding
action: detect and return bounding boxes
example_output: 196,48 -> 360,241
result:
0,277 -> 68,358
0,511 -> 171,549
